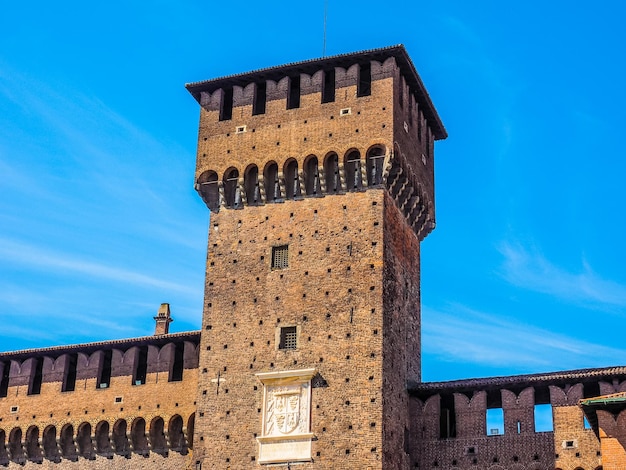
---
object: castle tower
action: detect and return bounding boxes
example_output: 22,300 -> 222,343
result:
186,45 -> 446,469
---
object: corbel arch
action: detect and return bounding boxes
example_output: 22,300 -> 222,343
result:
244,164 -> 261,205
223,167 -> 241,208
197,170 -> 220,211
344,149 -> 362,191
323,152 -> 340,194
263,161 -> 281,202
366,144 -> 386,186
283,159 -> 300,199
303,155 -> 321,196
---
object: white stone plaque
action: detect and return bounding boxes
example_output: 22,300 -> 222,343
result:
256,368 -> 316,464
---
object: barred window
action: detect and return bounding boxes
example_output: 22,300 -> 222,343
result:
279,326 -> 298,350
272,245 -> 289,269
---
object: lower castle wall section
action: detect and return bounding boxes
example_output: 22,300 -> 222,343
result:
0,369 -> 198,468
414,433 -> 554,470
409,374 -> 614,470
1,452 -> 192,469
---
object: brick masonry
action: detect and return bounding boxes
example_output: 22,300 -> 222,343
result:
1,46 -> 625,469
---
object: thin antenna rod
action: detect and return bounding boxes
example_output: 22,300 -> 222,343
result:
323,0 -> 328,56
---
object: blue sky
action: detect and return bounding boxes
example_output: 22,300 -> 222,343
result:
1,1 -> 625,382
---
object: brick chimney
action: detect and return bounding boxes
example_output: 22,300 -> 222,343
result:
154,303 -> 173,335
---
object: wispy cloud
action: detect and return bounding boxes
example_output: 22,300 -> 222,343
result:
423,303 -> 625,371
498,241 -> 626,309
0,237 -> 196,295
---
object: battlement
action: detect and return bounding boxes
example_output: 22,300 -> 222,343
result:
0,332 -> 200,466
186,45 -> 446,140
188,45 -> 446,241
407,366 -> 624,469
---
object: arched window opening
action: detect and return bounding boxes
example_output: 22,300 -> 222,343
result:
344,150 -> 362,191
62,353 -> 78,392
28,357 -> 43,395
77,423 -> 93,459
0,360 -> 9,398
187,413 -> 195,450
97,349 -> 112,389
253,81 -> 266,116
131,418 -> 149,456
8,428 -> 24,464
59,424 -> 75,459
357,62 -> 371,97
42,426 -> 57,461
244,165 -> 261,205
223,168 -> 241,208
95,421 -> 111,456
439,394 -> 456,439
324,153 -> 340,194
132,346 -> 148,386
168,415 -> 185,452
197,171 -> 220,212
25,426 -> 42,462
263,161 -> 281,202
366,146 -> 386,186
150,417 -> 167,455
219,87 -> 233,121
287,75 -> 301,109
0,429 -> 9,465
322,69 -> 336,103
112,420 -> 130,456
486,390 -> 504,436
169,342 -> 184,382
283,160 -> 300,200
304,156 -> 320,196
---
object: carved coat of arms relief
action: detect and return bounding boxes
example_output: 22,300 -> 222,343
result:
264,384 -> 309,436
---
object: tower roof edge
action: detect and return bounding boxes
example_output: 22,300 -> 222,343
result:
185,44 -> 447,140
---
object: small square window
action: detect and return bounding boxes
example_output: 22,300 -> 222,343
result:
279,327 -> 297,350
271,245 -> 289,269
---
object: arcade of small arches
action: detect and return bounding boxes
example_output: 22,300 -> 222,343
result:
196,145 -> 389,211
0,413 -> 194,466
197,144 -> 433,239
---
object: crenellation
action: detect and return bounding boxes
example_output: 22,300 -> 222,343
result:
454,391 -> 488,438
234,81 -> 255,108
502,387 -> 535,435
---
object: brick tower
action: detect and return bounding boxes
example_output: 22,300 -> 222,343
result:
186,45 -> 446,469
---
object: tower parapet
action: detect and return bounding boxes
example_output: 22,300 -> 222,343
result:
186,45 -> 446,240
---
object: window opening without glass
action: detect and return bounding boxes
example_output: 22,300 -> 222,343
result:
279,326 -> 297,350
271,245 -> 289,269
